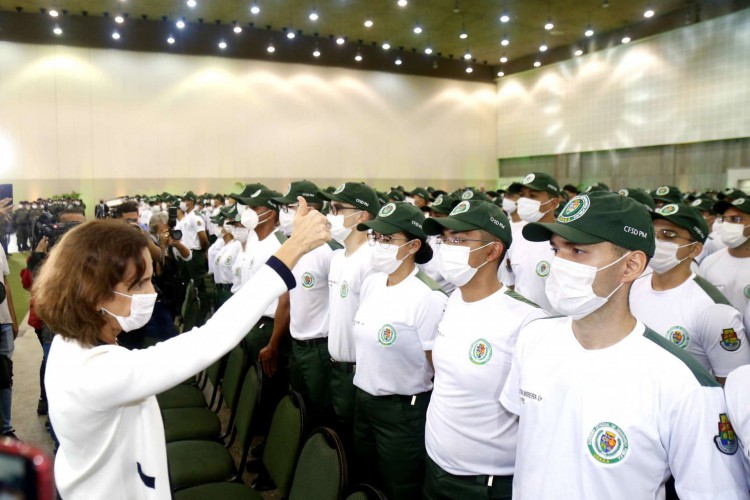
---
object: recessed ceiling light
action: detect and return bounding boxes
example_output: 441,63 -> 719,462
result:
114,15 -> 124,24
167,35 -> 175,44
465,66 -> 473,73
500,11 -> 510,23
176,19 -> 186,29
287,31 -> 296,39
463,51 -> 472,60
413,24 -> 423,34
186,0 -> 197,8
501,37 -> 509,46
395,57 -> 403,65
336,36 -> 345,45
355,52 -> 363,62
544,17 -> 554,30
250,3 -> 260,15
382,41 -> 391,50
267,42 -> 275,53
533,61 -> 541,67
364,19 -> 373,28
499,55 -> 507,63
397,0 -> 408,7
424,46 -> 433,55
539,44 -> 548,52
622,35 -> 631,43
585,25 -> 594,37
112,31 -> 121,40
497,71 -> 505,77
218,40 -> 227,49
313,48 -> 321,57
53,25 -> 63,35
309,10 -> 318,21
233,25 -> 242,34
644,6 -> 655,18
574,48 -> 583,56
459,31 -> 468,39
48,9 -> 59,17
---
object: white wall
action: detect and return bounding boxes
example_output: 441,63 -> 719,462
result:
496,8 -> 750,158
0,42 -> 497,202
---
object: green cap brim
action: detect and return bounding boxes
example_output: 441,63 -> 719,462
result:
357,219 -> 404,235
422,217 -> 482,235
522,221 -> 606,245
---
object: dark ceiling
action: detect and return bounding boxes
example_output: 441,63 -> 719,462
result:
0,0 -> 748,82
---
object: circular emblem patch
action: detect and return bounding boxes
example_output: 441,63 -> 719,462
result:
434,195 -> 444,206
557,195 -> 591,223
461,190 -> 474,200
587,422 -> 629,465
523,173 -> 536,184
618,189 -> 629,197
469,339 -> 493,365
658,204 -> 679,216
667,326 -> 690,349
734,198 -> 746,206
301,272 -> 315,289
379,203 -> 397,217
378,324 -> 397,347
334,183 -> 346,195
536,260 -> 550,277
691,199 -> 702,207
655,186 -> 670,196
450,200 -> 471,216
744,284 -> 750,299
339,280 -> 349,298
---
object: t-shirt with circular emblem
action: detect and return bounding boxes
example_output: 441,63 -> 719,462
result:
505,236 -> 556,313
699,248 -> 750,312
352,268 -> 447,396
289,242 -> 341,341
231,231 -> 285,319
425,285 -> 548,477
500,317 -> 747,499
214,239 -> 242,285
207,236 -> 226,276
630,273 -> 750,378
180,208 -> 206,251
724,364 -> 750,489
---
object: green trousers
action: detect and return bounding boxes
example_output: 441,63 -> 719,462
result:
213,285 -> 232,310
353,388 -> 431,500
329,362 -> 356,446
423,456 -> 513,500
290,339 -> 331,427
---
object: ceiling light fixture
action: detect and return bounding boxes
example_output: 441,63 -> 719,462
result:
267,42 -> 275,53
499,54 -> 507,63
413,24 -> 423,34
313,48 -> 321,57
167,35 -> 175,44
309,10 -> 318,21
465,66 -> 473,73
53,25 -> 62,35
463,50 -> 472,60
539,43 -> 548,52
500,10 -> 510,23
533,61 -> 541,67
382,41 -> 391,50
459,30 -> 468,39
48,9 -> 59,17
218,40 -> 227,49
424,45 -> 433,54
585,25 -> 594,37
501,36 -> 509,46
497,71 -> 505,77
186,0 -> 197,8
574,48 -> 583,56
250,2 -> 260,15
176,19 -> 186,29
112,31 -> 121,40
621,34 -> 631,43
233,23 -> 242,34
395,57 -> 403,65
114,15 -> 124,24
397,0 -> 408,7
364,18 -> 373,27
355,51 -> 363,62
544,16 -> 553,30
336,36 -> 345,45
644,3 -> 655,18
287,30 -> 296,39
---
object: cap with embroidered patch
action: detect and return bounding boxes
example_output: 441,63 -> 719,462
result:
651,185 -> 683,205
585,182 -> 610,193
721,188 -> 747,201
182,191 -> 197,202
243,186 -> 282,211
423,200 -> 512,248
272,180 -> 325,205
386,189 -> 405,202
411,187 -> 431,201
229,183 -> 269,204
454,188 -> 492,202
357,202 -> 427,238
690,197 -> 717,215
429,194 -> 457,215
523,192 -> 655,257
320,182 -> 381,217
652,203 -> 709,244
714,197 -> 750,216
521,172 -> 560,196
617,188 -> 656,213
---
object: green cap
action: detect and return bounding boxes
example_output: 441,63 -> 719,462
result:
721,188 -> 747,201
429,194 -> 457,214
229,183 -> 269,204
617,188 -> 656,213
652,203 -> 709,243
386,189 -> 405,202
455,188 -> 492,202
521,172 -> 560,196
243,186 -> 283,211
411,187 -> 431,201
272,180 -> 324,205
690,197 -> 716,215
585,182 -> 610,193
651,185 -> 682,205
320,182 -> 381,217
219,204 -> 238,220
423,200 -> 512,248
357,202 -> 427,239
182,191 -> 197,202
523,192 -> 656,257
714,197 -> 750,216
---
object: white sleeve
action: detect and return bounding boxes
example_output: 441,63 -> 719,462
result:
75,264 -> 291,411
698,304 -> 750,378
173,247 -> 193,262
0,248 -> 8,276
499,254 -> 515,287
669,385 -> 749,499
500,331 -> 524,415
414,291 -> 448,351
725,366 -> 750,489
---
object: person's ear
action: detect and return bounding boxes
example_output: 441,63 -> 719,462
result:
621,251 -> 648,284
487,241 -> 505,263
408,239 -> 421,255
688,242 -> 703,259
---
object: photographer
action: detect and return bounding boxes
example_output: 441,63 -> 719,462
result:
148,211 -> 191,321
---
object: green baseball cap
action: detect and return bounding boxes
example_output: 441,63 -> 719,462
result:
651,185 -> 683,205
423,200 -> 512,248
617,188 -> 656,213
182,191 -> 197,202
714,197 -> 750,216
522,192 -> 656,257
652,203 -> 709,244
721,188 -> 747,201
690,197 -> 717,215
357,202 -> 427,239
386,189 -> 405,202
243,186 -> 283,212
411,187 -> 431,201
521,172 -> 560,196
229,183 -> 269,204
320,182 -> 381,217
585,182 -> 610,193
429,194 -> 457,215
455,188 -> 492,202
272,180 -> 324,205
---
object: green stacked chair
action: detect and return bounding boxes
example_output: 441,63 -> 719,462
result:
345,484 -> 388,500
288,427 -> 347,500
181,279 -> 200,333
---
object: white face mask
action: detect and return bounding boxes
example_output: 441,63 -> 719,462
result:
545,252 -> 630,320
179,201 -> 188,212
31,204 -> 38,209
649,240 -> 696,274
232,226 -> 250,242
517,197 -> 554,223
327,211 -> 362,244
711,219 -> 722,234
161,202 -> 167,210
101,291 -> 157,332
502,198 -> 517,215
222,222 -> 233,234
437,242 -> 493,287
279,208 -> 296,236
405,196 -> 416,206
241,209 -> 259,230
237,203 -> 247,215
371,240 -> 413,275
720,222 -> 750,248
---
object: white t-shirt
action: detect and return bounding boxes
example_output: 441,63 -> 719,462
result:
630,273 -> 750,377
206,237 -> 225,276
180,209 -> 206,251
417,236 -> 456,295
327,243 -> 375,363
290,242 -> 341,340
505,237 -> 556,313
499,220 -> 527,287
231,230 -> 285,316
426,286 -> 548,476
0,247 -> 11,324
699,248 -> 750,312
352,268 -> 447,396
725,364 -> 750,489
500,317 -> 748,500
213,239 -> 241,285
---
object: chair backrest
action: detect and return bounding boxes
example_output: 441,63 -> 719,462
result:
181,279 -> 200,332
180,279 -> 195,319
263,391 -> 306,498
345,484 -> 388,500
233,364 -> 261,474
288,428 -> 347,500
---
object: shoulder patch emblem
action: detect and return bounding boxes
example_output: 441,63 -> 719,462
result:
450,200 -> 471,216
523,173 -> 535,184
339,280 -> 349,298
658,204 -> 679,216
587,422 -> 629,464
196,219 -> 202,226
301,272 -> 315,289
720,328 -> 740,352
667,326 -> 690,349
535,260 -> 550,277
714,414 -> 738,455
743,284 -> 750,299
469,339 -> 492,365
379,203 -> 396,217
558,195 -> 590,223
378,324 -> 397,347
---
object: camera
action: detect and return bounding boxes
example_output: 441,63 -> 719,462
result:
167,207 -> 182,241
32,212 -> 81,249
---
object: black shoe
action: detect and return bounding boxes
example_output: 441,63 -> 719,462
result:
37,399 -> 48,415
3,429 -> 18,439
251,470 -> 276,492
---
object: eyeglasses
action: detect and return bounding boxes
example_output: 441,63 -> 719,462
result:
329,204 -> 361,216
720,215 -> 746,225
367,232 -> 409,248
435,236 -> 495,246
654,229 -> 693,243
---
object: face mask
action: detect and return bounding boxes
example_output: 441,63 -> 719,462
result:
437,242 -> 493,287
517,197 -> 553,223
161,202 -> 167,210
179,201 -> 188,212
502,198 -> 517,215
711,219 -> 722,234
102,291 -> 157,332
405,196 -> 416,206
31,204 -> 38,209
649,240 -> 696,274
232,226 -> 250,242
237,203 -> 246,215
242,209 -> 272,230
279,208 -> 296,236
223,222 -> 233,234
371,240 -> 413,274
720,222 -> 750,249
545,252 -> 630,320
327,211 -> 362,244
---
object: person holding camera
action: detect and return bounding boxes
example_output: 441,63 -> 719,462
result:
148,210 -> 192,321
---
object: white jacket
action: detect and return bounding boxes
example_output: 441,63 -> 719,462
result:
46,261 -> 294,499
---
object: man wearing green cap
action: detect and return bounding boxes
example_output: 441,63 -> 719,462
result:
411,187 -> 431,209
505,172 -> 561,312
691,197 -> 726,265
699,197 -> 750,314
419,194 -> 458,294
179,192 -> 210,321
320,182 -> 380,445
422,200 -> 548,500
211,205 -> 240,309
617,188 -> 656,213
630,203 -> 750,384
651,185 -> 683,208
499,183 -> 527,292
500,192 -> 747,498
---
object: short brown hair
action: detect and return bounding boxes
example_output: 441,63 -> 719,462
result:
34,220 -> 148,347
